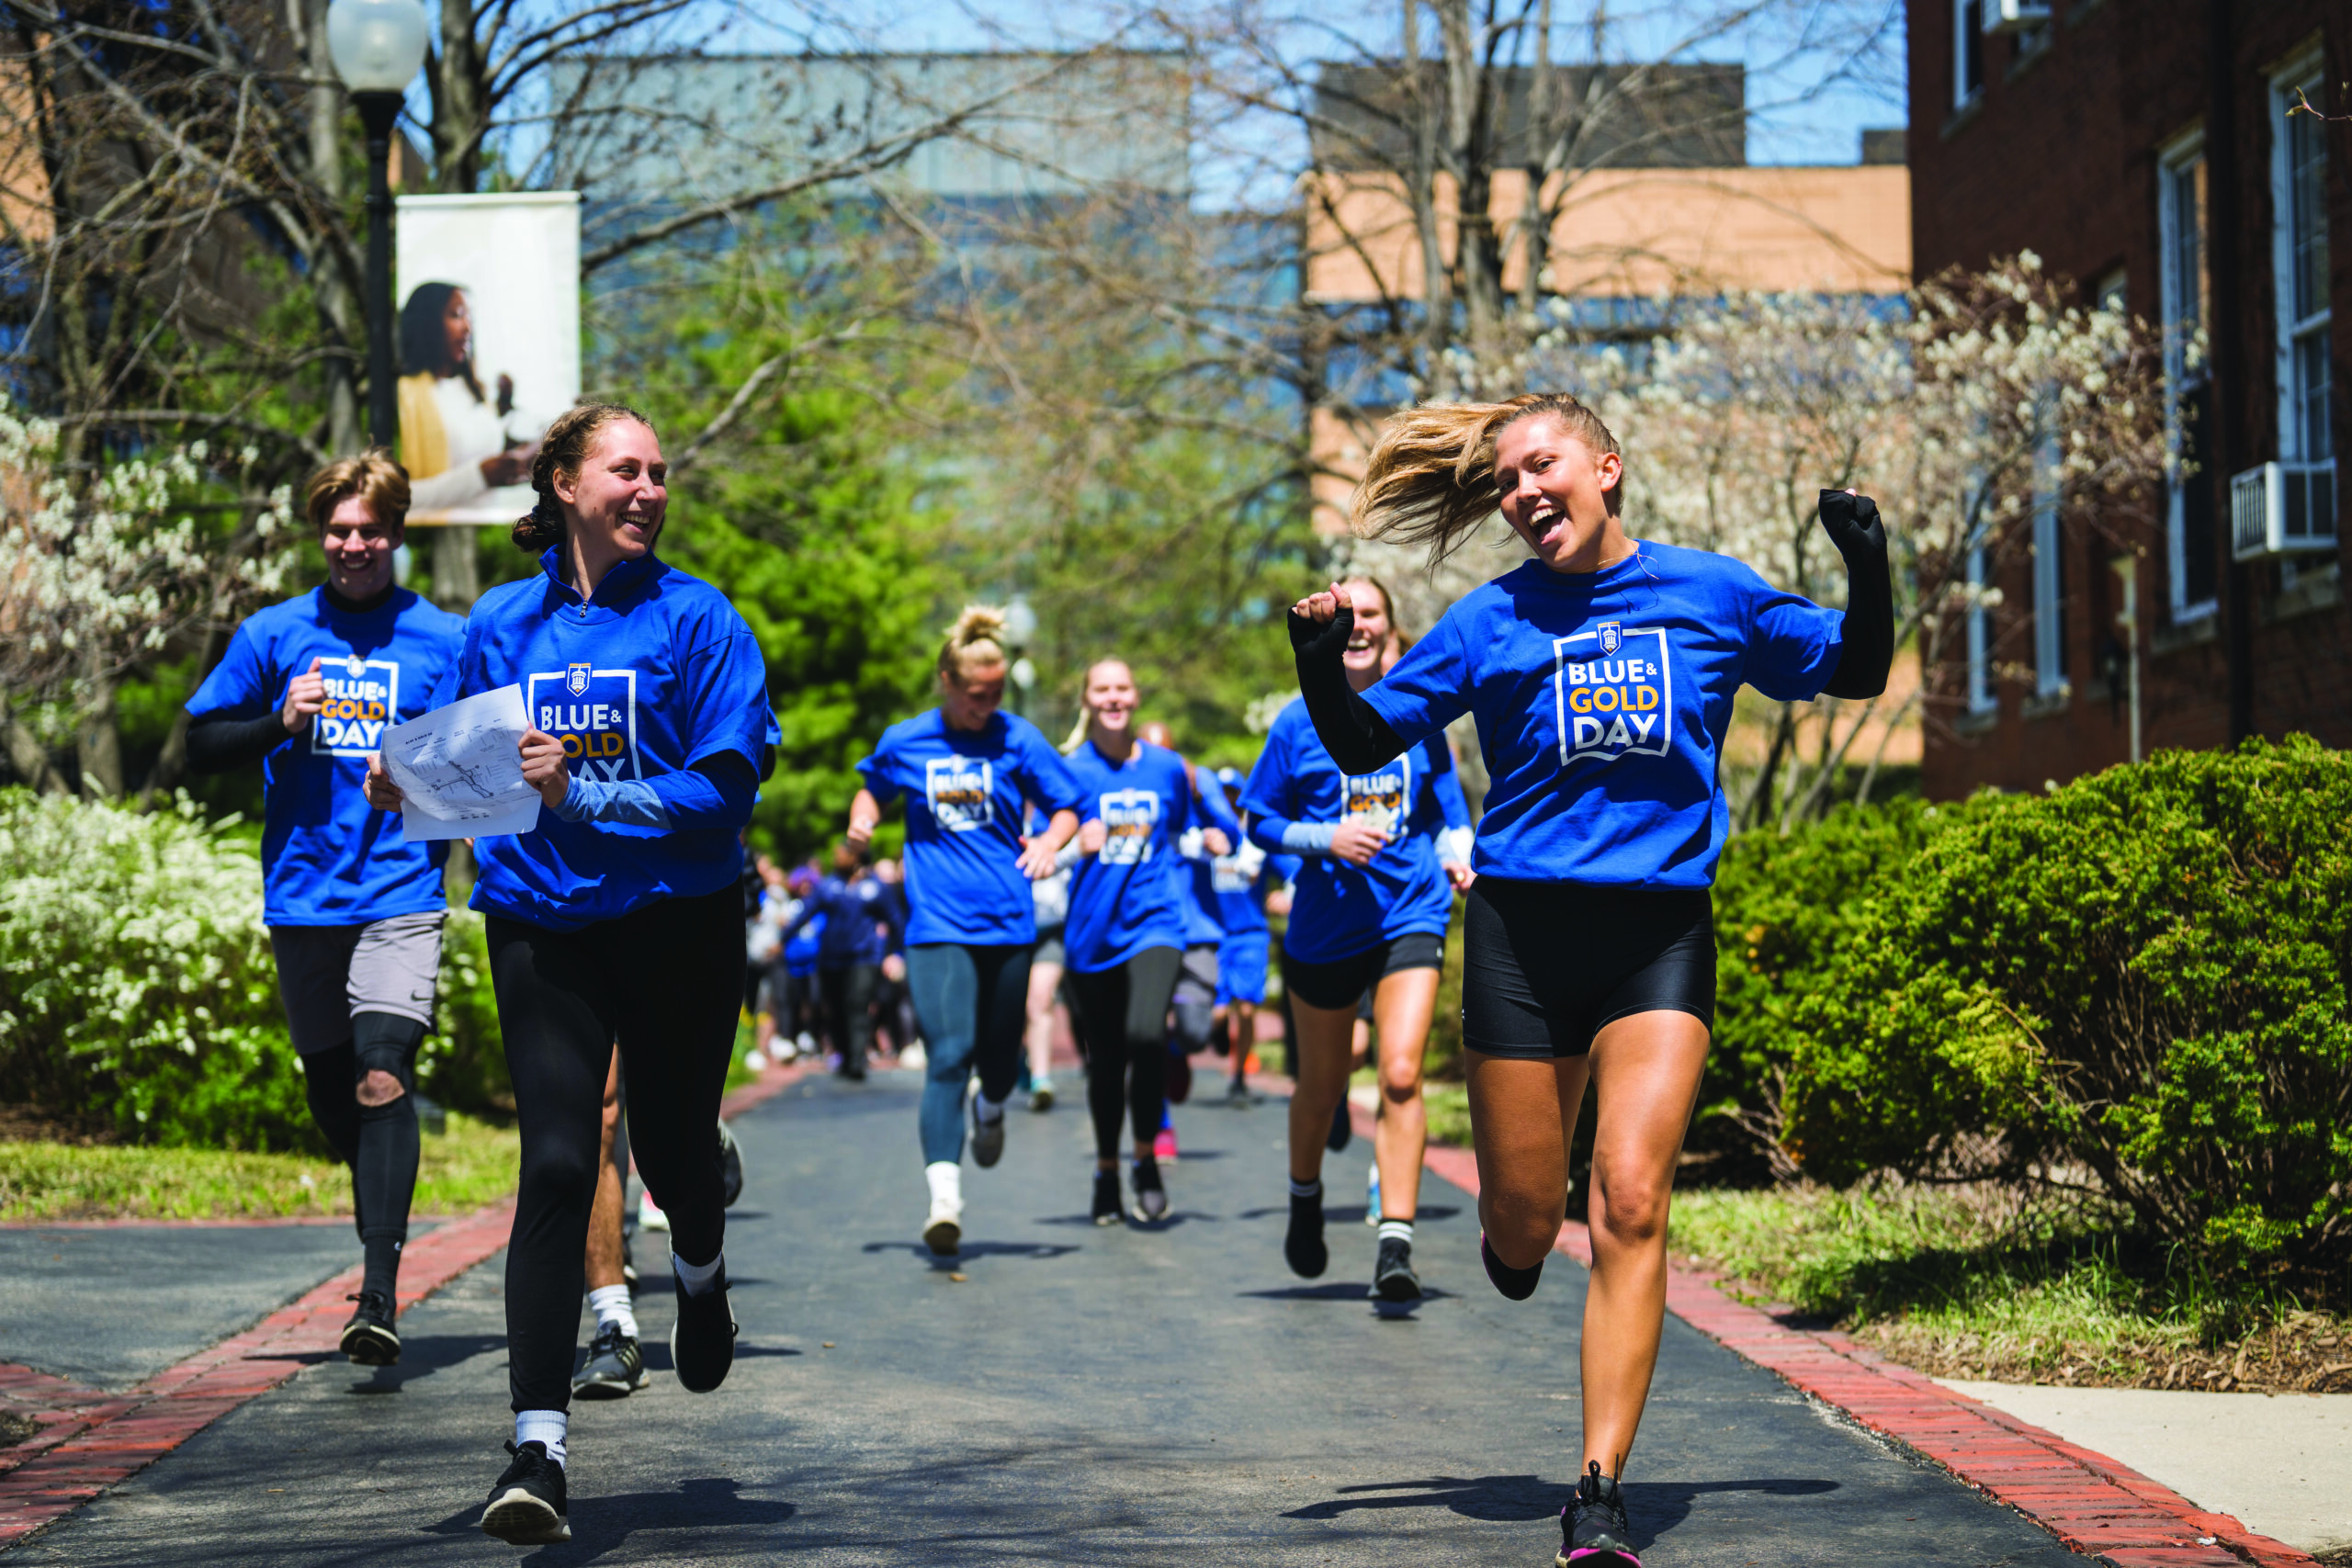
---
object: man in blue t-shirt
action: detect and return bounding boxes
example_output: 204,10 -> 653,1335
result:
184,452 -> 464,1369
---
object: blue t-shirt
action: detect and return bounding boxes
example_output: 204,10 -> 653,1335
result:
186,587 -> 465,927
1363,543 -> 1842,887
439,549 -> 771,931
1241,699 -> 1467,964
789,872 -> 894,966
1062,740 -> 1199,974
1173,762 -> 1245,947
857,709 -> 1085,947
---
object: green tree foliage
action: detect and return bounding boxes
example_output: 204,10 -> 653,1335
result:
1786,739 -> 2352,1279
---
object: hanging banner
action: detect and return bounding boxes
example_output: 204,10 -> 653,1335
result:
393,192 -> 580,526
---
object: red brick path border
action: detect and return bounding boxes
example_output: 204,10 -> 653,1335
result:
1340,1089 -> 2318,1568
0,1055 -> 820,1550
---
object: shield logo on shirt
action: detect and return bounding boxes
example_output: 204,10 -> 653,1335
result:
1599,621 -> 1623,657
566,662 -> 591,696
344,654 -> 367,680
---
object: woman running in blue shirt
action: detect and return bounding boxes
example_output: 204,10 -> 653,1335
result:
366,403 -> 771,1547
1287,394 -> 1891,1568
1057,660 -> 1229,1224
844,606 -> 1084,1256
1242,576 -> 1473,1304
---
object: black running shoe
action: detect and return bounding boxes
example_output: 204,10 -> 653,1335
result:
1227,1077 -> 1252,1107
1091,1168 -> 1124,1225
1372,1235 -> 1422,1302
718,1118 -> 745,1207
670,1264 -> 737,1393
1283,1187 -> 1328,1278
972,1105 -> 1006,1168
1326,1100 -> 1351,1151
572,1323 -> 648,1400
1130,1157 -> 1168,1221
481,1439 -> 570,1545
339,1290 -> 401,1366
1557,1461 -> 1639,1567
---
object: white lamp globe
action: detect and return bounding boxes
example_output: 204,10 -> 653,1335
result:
1003,595 -> 1038,647
327,0 -> 430,94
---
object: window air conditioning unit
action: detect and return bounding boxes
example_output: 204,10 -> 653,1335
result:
2230,460 -> 2339,560
1983,0 -> 2052,33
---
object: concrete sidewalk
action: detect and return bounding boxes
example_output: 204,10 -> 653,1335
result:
1939,1379 -> 2352,1558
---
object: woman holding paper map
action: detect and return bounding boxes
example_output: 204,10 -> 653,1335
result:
365,402 -> 771,1548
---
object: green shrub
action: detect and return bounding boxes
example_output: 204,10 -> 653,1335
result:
1786,738 -> 2352,1279
1701,797 -> 1978,1172
0,789 -> 511,1146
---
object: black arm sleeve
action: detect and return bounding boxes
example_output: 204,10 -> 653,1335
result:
1288,605 -> 1409,773
185,710 -> 292,775
1817,491 -> 1894,701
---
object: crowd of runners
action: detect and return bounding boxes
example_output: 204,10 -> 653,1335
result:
193,389 -> 1890,1565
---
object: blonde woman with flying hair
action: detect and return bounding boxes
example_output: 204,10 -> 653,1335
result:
1287,393 -> 1892,1568
845,608 -> 1085,1255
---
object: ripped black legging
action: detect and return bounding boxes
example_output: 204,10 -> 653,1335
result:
1067,946 -> 1182,1163
300,1011 -> 424,1303
487,882 -> 741,1415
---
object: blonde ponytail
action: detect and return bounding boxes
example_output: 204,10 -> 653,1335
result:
1348,393 -> 1621,568
937,604 -> 1012,682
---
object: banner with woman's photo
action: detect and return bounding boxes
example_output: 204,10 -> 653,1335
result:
392,192 -> 581,526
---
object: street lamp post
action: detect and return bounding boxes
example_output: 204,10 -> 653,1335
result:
1003,595 -> 1038,719
325,0 -> 430,449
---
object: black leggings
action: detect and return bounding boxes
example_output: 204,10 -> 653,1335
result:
488,883 -> 741,1415
1067,946 -> 1182,1162
820,963 -> 879,1073
300,1011 -> 424,1298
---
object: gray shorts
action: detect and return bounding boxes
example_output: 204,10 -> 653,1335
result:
269,911 -> 445,1055
1173,942 -> 1220,1009
1034,929 -> 1066,970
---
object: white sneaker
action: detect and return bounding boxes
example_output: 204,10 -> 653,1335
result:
795,1032 -> 817,1055
638,1191 -> 670,1233
743,1048 -> 768,1073
922,1199 -> 962,1257
899,1043 -> 928,1071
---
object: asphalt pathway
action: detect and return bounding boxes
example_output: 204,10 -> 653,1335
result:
10,1070 -> 2082,1565
0,1222 -> 406,1390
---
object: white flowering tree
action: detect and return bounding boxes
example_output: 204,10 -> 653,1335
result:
1,398 -> 294,797
1345,255 -> 2174,829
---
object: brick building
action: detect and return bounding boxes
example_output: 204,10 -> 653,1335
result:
1910,0 -> 2352,795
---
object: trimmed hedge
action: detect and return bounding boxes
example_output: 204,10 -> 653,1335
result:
1785,738 -> 2352,1277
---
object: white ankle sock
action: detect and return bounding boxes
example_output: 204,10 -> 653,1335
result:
587,1283 -> 638,1340
974,1091 -> 1007,1124
515,1409 -> 568,1467
1289,1177 -> 1322,1200
672,1250 -> 724,1297
1378,1219 -> 1415,1246
925,1160 -> 963,1213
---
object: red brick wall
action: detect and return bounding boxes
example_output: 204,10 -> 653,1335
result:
1909,0 -> 2352,797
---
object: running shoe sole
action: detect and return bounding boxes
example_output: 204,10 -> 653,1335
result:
670,1291 -> 738,1393
340,1318 -> 400,1367
1556,1551 -> 1639,1567
481,1490 -> 570,1545
924,1213 -> 962,1255
1373,1266 -> 1423,1303
573,1371 -> 644,1399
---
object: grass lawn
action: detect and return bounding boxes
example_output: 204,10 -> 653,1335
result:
0,1112 -> 519,1223
1668,1183 -> 2352,1393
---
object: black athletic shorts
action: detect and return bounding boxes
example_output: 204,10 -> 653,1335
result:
1283,931 -> 1444,1012
1461,879 -> 1714,1059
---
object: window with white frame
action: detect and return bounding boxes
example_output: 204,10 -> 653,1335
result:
2031,428 -> 2067,697
2157,136 -> 2218,615
1954,0 -> 1985,108
1966,538 -> 1996,714
2272,58 -> 2335,545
